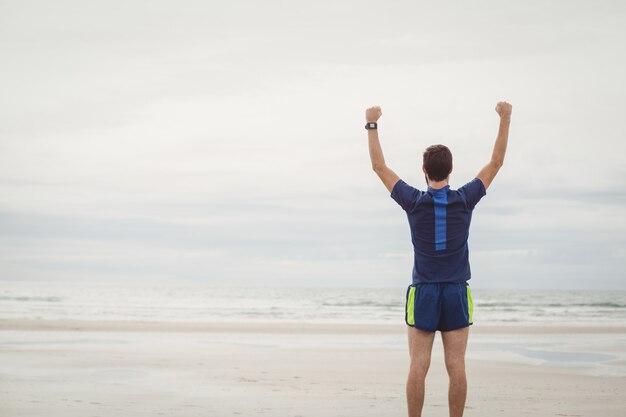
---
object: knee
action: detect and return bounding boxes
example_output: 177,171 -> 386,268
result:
445,358 -> 466,379
409,357 -> 431,379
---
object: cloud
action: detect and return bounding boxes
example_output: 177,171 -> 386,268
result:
1,0 -> 625,288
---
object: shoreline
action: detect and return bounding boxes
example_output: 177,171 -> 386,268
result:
1,318 -> 625,334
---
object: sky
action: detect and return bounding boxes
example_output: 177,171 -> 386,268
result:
1,0 -> 625,289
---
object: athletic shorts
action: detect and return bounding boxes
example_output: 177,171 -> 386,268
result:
404,282 -> 474,332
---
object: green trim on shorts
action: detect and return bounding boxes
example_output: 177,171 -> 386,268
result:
466,284 -> 474,324
406,286 -> 416,325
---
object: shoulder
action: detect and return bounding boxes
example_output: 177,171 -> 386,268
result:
390,179 -> 426,212
391,179 -> 423,196
455,177 -> 486,193
453,178 -> 487,209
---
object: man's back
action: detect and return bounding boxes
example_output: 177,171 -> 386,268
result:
390,177 -> 487,284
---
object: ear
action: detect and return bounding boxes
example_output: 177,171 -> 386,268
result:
422,165 -> 427,174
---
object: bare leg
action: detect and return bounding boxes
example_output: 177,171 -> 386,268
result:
406,326 -> 436,417
441,326 -> 469,417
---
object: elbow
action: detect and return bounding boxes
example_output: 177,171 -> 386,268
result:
492,159 -> 504,169
372,162 -> 386,173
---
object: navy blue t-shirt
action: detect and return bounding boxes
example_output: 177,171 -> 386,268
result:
390,178 -> 486,284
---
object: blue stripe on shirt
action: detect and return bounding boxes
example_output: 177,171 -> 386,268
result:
433,191 -> 447,251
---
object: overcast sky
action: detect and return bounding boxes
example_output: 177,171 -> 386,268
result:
1,0 -> 625,289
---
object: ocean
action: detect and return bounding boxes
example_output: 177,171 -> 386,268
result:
2,281 -> 626,327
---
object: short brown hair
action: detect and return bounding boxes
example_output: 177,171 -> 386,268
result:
423,144 -> 453,182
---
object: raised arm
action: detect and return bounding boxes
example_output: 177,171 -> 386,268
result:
366,106 -> 400,193
476,101 -> 513,190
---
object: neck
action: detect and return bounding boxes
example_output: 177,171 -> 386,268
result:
428,179 -> 449,190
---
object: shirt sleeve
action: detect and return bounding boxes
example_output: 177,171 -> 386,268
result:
390,179 -> 423,212
458,177 -> 487,210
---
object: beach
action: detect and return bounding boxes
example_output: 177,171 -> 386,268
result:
1,319 -> 625,417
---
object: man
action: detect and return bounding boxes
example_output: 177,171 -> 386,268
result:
365,102 -> 512,417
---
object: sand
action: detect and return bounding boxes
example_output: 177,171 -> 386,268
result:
1,319 -> 625,417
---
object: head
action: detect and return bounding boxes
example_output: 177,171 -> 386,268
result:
422,144 -> 453,185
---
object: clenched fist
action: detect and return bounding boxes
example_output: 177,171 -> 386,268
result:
366,106 -> 382,122
495,101 -> 512,119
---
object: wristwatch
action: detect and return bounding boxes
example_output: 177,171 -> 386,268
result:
365,122 -> 377,130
